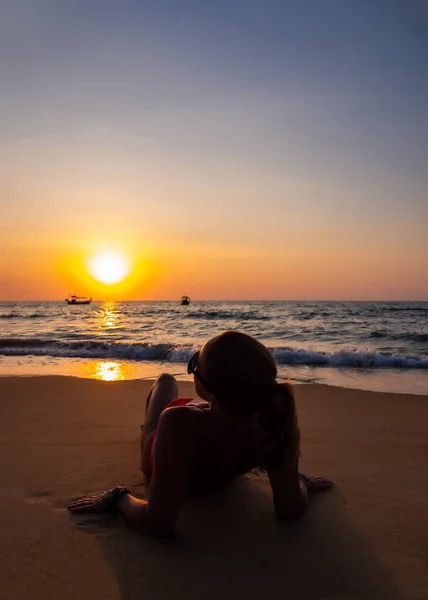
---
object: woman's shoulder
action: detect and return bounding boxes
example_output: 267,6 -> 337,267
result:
161,398 -> 210,423
157,399 -> 210,443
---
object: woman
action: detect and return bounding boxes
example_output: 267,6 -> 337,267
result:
68,331 -> 332,536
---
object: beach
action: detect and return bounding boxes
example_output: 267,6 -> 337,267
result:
0,376 -> 427,600
2,0 -> 427,597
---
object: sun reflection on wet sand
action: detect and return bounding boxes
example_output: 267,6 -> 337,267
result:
89,361 -> 130,381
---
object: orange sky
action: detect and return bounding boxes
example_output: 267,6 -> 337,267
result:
1,214 -> 427,300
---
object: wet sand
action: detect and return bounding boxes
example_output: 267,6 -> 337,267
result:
0,376 -> 427,600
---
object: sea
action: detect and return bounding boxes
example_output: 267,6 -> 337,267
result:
1,301 -> 427,395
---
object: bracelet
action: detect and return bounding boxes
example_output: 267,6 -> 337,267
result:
109,486 -> 130,510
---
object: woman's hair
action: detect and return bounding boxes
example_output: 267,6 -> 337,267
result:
202,331 -> 300,469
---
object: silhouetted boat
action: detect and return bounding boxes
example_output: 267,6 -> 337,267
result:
65,295 -> 92,305
180,295 -> 190,305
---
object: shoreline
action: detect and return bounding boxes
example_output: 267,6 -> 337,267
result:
1,356 -> 428,396
0,372 -> 427,398
2,300 -> 428,398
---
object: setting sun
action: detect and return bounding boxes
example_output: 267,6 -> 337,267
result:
88,252 -> 130,285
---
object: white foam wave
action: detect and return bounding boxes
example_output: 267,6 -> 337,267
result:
273,347 -> 428,369
0,339 -> 427,369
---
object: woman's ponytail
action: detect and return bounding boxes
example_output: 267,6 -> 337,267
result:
257,382 -> 300,470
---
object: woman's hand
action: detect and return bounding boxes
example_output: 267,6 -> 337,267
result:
67,486 -> 129,513
299,473 -> 333,493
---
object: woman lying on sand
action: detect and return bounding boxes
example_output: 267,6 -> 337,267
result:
68,331 -> 332,536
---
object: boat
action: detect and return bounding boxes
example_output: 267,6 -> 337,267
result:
65,295 -> 92,305
180,295 -> 190,305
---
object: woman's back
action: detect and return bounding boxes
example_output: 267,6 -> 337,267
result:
162,401 -> 264,484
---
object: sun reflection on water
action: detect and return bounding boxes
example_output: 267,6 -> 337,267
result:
96,301 -> 123,336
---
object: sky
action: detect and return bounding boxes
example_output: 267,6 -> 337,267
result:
0,0 -> 427,300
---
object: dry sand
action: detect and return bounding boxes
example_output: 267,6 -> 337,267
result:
0,376 -> 427,600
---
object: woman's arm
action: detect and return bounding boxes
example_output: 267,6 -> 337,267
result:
118,407 -> 190,537
267,464 -> 333,519
267,464 -> 308,520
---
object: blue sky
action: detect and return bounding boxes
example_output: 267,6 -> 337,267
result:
0,0 -> 427,299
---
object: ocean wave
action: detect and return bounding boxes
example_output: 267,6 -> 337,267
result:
294,311 -> 332,320
383,306 -> 428,313
184,310 -> 271,321
367,331 -> 428,343
0,338 -> 197,362
0,338 -> 53,346
272,347 -> 428,369
1,338 -> 427,369
0,312 -> 48,319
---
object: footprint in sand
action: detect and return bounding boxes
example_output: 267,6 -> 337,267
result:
24,490 -> 54,504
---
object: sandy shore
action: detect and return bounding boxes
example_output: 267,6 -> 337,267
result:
0,377 -> 427,600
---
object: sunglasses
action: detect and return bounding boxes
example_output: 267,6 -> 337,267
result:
187,351 -> 209,389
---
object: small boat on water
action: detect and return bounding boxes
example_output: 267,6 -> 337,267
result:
180,295 -> 190,305
66,295 -> 92,305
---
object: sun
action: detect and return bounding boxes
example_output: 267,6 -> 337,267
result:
88,252 -> 130,285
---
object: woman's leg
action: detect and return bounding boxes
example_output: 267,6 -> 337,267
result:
140,373 -> 178,475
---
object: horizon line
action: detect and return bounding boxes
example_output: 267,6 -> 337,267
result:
1,299 -> 427,303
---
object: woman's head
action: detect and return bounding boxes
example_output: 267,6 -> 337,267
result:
188,331 -> 277,415
188,331 -> 300,468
